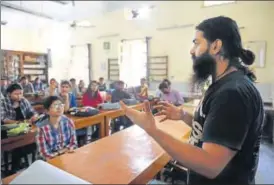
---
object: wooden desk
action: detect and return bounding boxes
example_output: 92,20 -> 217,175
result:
2,120 -> 191,184
1,129 -> 36,152
48,123 -> 189,184
67,114 -> 106,138
33,104 -> 44,114
103,103 -> 145,136
1,114 -> 106,154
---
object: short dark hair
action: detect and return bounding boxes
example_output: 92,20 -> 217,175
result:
99,77 -> 104,81
162,78 -> 171,86
43,96 -> 62,110
196,16 -> 256,81
159,82 -> 169,90
60,80 -> 71,87
70,78 -> 76,82
6,83 -> 23,93
117,80 -> 124,85
20,76 -> 26,82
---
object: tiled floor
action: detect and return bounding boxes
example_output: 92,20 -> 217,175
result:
256,141 -> 274,184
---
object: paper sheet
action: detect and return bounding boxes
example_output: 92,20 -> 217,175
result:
10,160 -> 91,184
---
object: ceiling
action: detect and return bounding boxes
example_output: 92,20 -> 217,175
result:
1,1 -> 158,29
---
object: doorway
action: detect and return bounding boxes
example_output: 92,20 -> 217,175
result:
119,38 -> 148,87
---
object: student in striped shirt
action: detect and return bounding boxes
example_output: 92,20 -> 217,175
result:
35,96 -> 77,160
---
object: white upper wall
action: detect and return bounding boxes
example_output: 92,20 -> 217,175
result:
70,1 -> 274,83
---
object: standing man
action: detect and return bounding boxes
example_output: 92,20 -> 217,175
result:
120,16 -> 264,184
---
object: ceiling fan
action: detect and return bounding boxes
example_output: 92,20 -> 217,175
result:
1,20 -> 7,25
69,1 -> 95,29
70,20 -> 96,29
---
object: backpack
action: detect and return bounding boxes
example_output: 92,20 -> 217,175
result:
69,107 -> 100,117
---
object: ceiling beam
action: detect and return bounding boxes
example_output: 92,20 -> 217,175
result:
1,1 -> 56,20
49,1 -> 70,5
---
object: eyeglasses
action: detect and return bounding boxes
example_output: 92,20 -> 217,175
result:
51,103 -> 65,109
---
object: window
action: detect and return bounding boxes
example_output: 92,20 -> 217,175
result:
203,1 -> 235,7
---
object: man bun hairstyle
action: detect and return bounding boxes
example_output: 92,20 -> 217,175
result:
196,16 -> 256,81
240,49 -> 255,66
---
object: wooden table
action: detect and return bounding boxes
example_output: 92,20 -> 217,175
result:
33,104 -> 44,114
103,103 -> 145,136
2,118 -> 191,185
1,129 -> 36,152
1,114 -> 106,155
67,114 -> 106,138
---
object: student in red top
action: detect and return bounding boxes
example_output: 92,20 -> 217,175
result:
82,81 -> 103,108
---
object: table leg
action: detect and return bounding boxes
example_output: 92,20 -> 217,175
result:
100,119 -> 105,138
105,117 -> 112,136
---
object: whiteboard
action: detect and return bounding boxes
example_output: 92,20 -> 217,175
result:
244,41 -> 266,68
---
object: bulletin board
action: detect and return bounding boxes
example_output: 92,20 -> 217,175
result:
244,40 -> 266,68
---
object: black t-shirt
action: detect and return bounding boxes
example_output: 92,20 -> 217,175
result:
188,71 -> 264,185
14,107 -> 25,121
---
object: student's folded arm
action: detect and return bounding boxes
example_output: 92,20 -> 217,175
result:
36,128 -> 57,159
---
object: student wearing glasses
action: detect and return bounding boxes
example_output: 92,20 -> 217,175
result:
35,96 -> 77,160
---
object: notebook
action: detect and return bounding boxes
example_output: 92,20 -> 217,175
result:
10,160 -> 90,184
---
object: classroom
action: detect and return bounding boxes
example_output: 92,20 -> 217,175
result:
1,1 -> 274,184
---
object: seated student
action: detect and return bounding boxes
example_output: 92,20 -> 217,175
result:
44,78 -> 60,97
20,76 -> 35,94
59,80 -> 77,111
36,96 -> 77,160
111,81 -> 132,103
158,81 -> 184,106
1,83 -> 38,124
1,78 -> 9,97
33,77 -> 44,93
111,81 -> 133,133
98,77 -> 107,92
59,80 -> 88,146
1,83 -> 39,172
155,78 -> 171,98
82,81 -> 103,108
70,78 -> 80,97
82,81 -> 103,140
78,80 -> 86,95
138,78 -> 148,100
